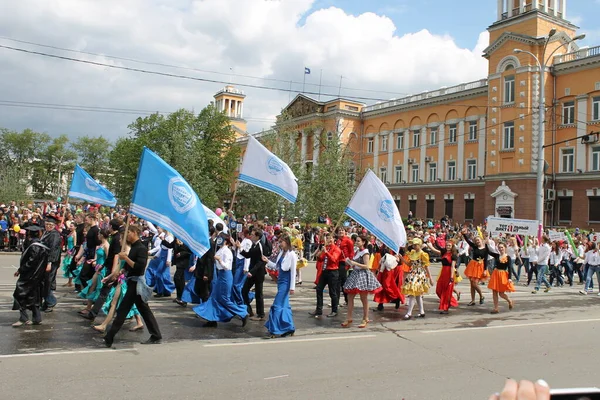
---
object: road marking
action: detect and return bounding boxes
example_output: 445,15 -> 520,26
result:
0,348 -> 136,359
421,318 -> 600,334
203,334 -> 376,347
264,375 -> 289,380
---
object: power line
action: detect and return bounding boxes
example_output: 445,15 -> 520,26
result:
0,43 -> 504,108
0,36 -> 412,97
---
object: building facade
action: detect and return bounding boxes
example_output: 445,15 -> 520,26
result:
230,0 -> 600,228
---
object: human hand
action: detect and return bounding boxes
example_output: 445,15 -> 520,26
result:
489,379 -> 550,400
247,273 -> 252,278
46,264 -> 51,272
118,252 -> 128,260
189,266 -> 196,273
203,276 -> 208,281
14,271 -> 19,277
261,255 -> 269,263
214,255 -> 221,262
289,290 -> 294,295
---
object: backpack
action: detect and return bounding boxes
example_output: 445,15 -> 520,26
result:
262,237 -> 273,257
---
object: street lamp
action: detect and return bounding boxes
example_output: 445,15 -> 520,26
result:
513,30 -> 585,229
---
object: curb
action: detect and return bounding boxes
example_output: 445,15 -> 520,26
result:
0,252 -> 21,256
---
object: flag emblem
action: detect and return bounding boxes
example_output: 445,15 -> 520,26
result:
304,67 -> 311,74
377,200 -> 395,222
267,156 -> 284,175
84,178 -> 100,192
168,177 -> 197,214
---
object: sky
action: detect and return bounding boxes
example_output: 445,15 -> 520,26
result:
0,0 -> 597,141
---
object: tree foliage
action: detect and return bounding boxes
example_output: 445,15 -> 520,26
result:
71,135 -> 112,178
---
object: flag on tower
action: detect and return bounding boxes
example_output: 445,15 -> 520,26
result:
304,67 -> 311,74
130,147 -> 210,258
68,164 -> 117,207
343,170 -> 406,253
238,136 -> 298,203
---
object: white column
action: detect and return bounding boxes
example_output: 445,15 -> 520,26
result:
312,129 -> 321,167
497,0 -> 504,19
402,131 -> 409,183
438,124 -> 445,181
240,102 -> 244,118
419,127 -> 426,181
520,0 -> 525,14
457,120 -> 465,180
561,0 -> 566,18
576,96 -> 588,172
543,0 -> 549,13
507,0 -> 513,17
301,130 -> 307,163
552,0 -> 558,16
478,117 -> 486,177
374,135 -> 380,173
532,0 -> 539,9
387,133 -> 393,184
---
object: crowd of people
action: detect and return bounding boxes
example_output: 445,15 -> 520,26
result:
6,199 -> 600,347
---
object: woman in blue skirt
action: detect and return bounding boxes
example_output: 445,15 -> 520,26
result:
145,232 -> 176,298
193,234 -> 248,328
261,234 -> 297,338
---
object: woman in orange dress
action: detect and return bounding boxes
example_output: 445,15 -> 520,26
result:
487,241 -> 515,314
461,228 -> 490,306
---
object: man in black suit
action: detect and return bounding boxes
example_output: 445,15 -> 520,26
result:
236,229 -> 266,321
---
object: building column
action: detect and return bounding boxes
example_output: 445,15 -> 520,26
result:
457,120 -> 465,180
387,133 -> 393,184
552,0 -> 558,16
497,0 -> 504,19
419,127 -> 426,182
507,0 -> 513,17
313,129 -> 321,167
576,96 -> 588,172
532,0 -> 539,9
402,130 -> 409,183
373,135 -> 380,173
438,124 -> 445,181
478,117 -> 486,177
301,130 -> 307,163
520,0 -> 525,14
561,0 -> 566,18
543,0 -> 549,13
239,102 -> 243,118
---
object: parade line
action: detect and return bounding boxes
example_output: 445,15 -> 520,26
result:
203,334 -> 377,347
421,318 -> 600,334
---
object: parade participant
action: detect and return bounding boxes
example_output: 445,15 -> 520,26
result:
341,235 -> 381,328
580,242 -> 600,295
526,237 -> 539,286
104,224 -> 162,347
309,233 -> 342,318
373,246 -> 403,311
67,213 -> 85,291
12,226 -> 47,327
74,213 -> 100,289
461,228 -> 490,306
145,230 -> 175,298
40,215 -> 62,313
190,226 -> 216,303
232,228 -> 252,305
427,240 -> 459,314
61,222 -> 77,287
401,238 -> 433,319
172,238 -> 192,306
194,234 -> 249,328
78,229 -> 109,312
237,229 -> 267,321
487,241 -> 515,314
456,236 -> 470,272
336,227 -> 355,306
261,234 -> 297,338
506,237 -> 521,282
548,241 -> 564,287
532,236 -> 552,294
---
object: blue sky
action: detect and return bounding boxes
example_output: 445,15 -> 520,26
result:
307,0 -> 598,49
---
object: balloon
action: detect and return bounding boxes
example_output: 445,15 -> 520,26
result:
215,208 -> 223,216
13,224 -> 20,233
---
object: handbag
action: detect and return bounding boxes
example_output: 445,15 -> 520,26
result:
134,276 -> 153,303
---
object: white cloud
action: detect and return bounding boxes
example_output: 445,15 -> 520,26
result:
0,0 -> 488,140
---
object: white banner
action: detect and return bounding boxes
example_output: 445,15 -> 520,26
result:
589,233 -> 600,243
548,230 -> 566,242
487,217 -> 539,238
344,170 -> 406,253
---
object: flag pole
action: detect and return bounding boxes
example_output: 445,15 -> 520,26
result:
318,69 -> 323,101
119,212 -> 131,253
302,71 -> 306,94
338,75 -> 343,97
230,180 -> 239,213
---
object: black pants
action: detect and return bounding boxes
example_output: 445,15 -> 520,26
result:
90,280 -> 117,317
19,306 -> 41,324
194,276 -> 211,303
174,268 -> 186,300
338,261 -> 348,304
316,269 -> 339,314
549,265 -> 564,286
574,262 -> 584,283
242,273 -> 264,318
79,262 -> 95,289
105,280 -> 161,342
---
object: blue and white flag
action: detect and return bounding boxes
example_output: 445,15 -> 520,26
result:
203,205 -> 228,234
68,164 -> 117,207
130,147 -> 210,258
239,136 -> 298,203
304,67 -> 311,74
344,170 -> 406,253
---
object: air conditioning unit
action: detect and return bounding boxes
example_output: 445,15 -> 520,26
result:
545,189 -> 556,201
407,158 -> 415,164
544,201 -> 553,211
582,133 -> 599,144
424,156 -> 432,162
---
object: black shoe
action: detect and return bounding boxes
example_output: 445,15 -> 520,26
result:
296,281 -> 303,286
203,321 -> 218,327
281,330 -> 295,337
308,310 -> 322,317
376,304 -> 384,311
416,313 -> 426,318
394,299 -> 401,309
43,307 -> 54,313
103,336 -> 113,348
174,299 -> 187,307
241,315 -> 248,327
140,336 -> 162,345
79,312 -> 94,320
327,312 -> 338,318
154,293 -> 163,298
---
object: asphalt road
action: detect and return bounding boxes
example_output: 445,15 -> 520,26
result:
1,253 -> 599,399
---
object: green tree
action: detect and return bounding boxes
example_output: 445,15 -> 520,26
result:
30,134 -> 77,197
71,135 -> 112,177
1,128 -> 40,166
0,164 -> 29,203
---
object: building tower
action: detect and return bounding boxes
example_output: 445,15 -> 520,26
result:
214,85 -> 247,135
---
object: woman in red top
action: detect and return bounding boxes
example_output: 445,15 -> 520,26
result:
427,241 -> 459,314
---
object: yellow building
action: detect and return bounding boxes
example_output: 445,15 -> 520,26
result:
230,0 -> 600,228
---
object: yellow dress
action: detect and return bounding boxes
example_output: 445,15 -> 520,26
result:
293,236 -> 308,269
401,250 -> 431,296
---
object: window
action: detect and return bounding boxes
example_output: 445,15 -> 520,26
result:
367,138 -> 374,153
465,199 -> 475,220
448,124 -> 457,144
411,165 -> 419,182
503,122 -> 515,150
589,197 -> 600,222
428,163 -> 437,182
468,121 -> 478,141
381,135 -> 388,152
345,105 -> 359,111
562,101 -> 575,124
347,162 -> 355,184
593,97 -> 600,121
561,148 -> 574,173
504,75 -> 515,104
380,167 -> 388,183
426,200 -> 435,219
409,200 -> 417,217
412,130 -> 420,148
467,159 -> 477,180
394,199 -> 400,210
592,146 -> 600,171
558,197 -> 572,222
394,166 -> 403,183
447,160 -> 456,181
445,199 -> 454,218
327,131 -> 334,141
396,132 -> 404,149
429,128 -> 438,145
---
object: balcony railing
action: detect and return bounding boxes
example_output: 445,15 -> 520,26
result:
362,78 -> 488,113
554,45 -> 600,64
